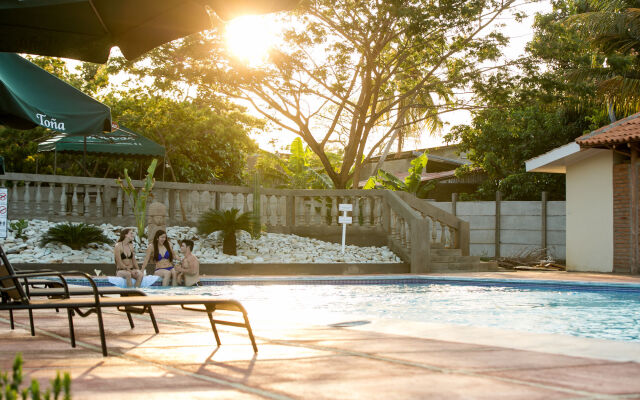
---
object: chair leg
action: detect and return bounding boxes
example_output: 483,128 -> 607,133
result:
147,306 -> 159,334
243,313 -> 258,353
126,312 -> 134,329
67,309 -> 76,348
28,309 -> 35,336
207,311 -> 221,347
9,309 -> 14,330
95,307 -> 108,357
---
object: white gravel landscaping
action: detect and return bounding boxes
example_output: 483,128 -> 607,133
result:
3,219 -> 402,264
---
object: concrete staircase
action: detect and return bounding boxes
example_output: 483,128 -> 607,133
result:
429,246 -> 498,272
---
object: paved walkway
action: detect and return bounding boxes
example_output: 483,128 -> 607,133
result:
1,271 -> 639,399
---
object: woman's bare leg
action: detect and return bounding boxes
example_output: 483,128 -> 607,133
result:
117,270 -> 133,287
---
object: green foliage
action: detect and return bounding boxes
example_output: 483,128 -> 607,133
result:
286,138 -> 334,189
197,208 -> 253,255
9,220 -> 28,240
116,159 -> 157,239
1,353 -> 71,400
364,153 -> 435,199
39,223 -> 110,250
565,0 -> 640,113
445,0 -> 615,200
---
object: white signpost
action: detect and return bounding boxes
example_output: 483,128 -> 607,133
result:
338,203 -> 353,253
0,188 -> 7,239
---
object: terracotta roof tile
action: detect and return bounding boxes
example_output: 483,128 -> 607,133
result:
577,112 -> 640,147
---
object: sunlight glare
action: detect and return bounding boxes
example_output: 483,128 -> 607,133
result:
225,15 -> 278,66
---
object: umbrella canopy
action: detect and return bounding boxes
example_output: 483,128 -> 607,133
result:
38,126 -> 165,157
0,0 -> 299,63
0,52 -> 111,135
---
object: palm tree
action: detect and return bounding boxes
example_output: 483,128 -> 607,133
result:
40,222 -> 111,250
566,1 -> 640,114
198,208 -> 254,255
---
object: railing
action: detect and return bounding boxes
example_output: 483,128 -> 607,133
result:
1,173 -> 468,272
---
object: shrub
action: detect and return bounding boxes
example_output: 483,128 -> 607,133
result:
40,223 -> 111,250
198,208 -> 253,256
1,353 -> 71,399
9,219 -> 28,240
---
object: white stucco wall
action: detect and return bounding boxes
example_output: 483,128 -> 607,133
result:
565,150 -> 614,272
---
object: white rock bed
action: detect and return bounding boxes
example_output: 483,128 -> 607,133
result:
3,219 -> 402,264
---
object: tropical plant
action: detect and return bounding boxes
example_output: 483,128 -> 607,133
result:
566,0 -> 640,114
287,138 -> 334,189
1,353 -> 71,400
40,223 -> 111,250
198,208 -> 253,256
364,153 -> 435,199
116,159 -> 157,240
9,219 -> 28,240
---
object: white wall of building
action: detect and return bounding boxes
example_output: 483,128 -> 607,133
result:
565,151 -> 614,272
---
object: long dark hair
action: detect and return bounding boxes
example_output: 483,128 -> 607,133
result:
152,229 -> 173,262
118,228 -> 133,243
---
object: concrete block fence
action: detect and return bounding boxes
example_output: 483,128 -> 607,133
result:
430,192 -> 566,261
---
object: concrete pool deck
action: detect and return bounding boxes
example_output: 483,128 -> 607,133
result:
1,271 -> 639,399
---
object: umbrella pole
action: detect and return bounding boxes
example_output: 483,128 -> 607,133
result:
83,136 -> 87,176
54,149 -> 57,175
162,156 -> 166,181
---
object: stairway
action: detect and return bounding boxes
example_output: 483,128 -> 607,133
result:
429,246 -> 498,272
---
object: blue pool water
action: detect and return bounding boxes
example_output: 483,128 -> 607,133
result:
139,277 -> 640,342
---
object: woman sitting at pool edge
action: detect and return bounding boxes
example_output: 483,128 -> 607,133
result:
113,228 -> 143,288
142,229 -> 176,286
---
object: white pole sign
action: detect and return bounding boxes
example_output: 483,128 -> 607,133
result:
338,203 -> 353,253
0,188 -> 7,239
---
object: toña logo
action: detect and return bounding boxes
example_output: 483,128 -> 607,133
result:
36,113 -> 66,131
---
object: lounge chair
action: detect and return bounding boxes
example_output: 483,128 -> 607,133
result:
0,245 -> 148,334
0,247 -> 258,356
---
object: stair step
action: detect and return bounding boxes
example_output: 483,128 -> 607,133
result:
432,248 -> 462,257
431,255 -> 481,263
429,261 -> 498,272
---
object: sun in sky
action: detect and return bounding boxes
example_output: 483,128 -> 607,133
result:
225,15 -> 279,66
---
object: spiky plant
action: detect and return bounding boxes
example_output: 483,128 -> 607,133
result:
198,208 -> 253,255
40,222 -> 111,250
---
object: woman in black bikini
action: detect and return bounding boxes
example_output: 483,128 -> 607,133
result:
142,229 -> 176,286
114,228 -> 143,288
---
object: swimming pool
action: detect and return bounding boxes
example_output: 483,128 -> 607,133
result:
139,276 -> 640,342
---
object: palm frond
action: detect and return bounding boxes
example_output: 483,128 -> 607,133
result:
40,223 -> 111,250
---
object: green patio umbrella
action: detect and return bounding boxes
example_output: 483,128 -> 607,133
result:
0,0 -> 299,63
0,53 -> 112,135
38,125 -> 166,177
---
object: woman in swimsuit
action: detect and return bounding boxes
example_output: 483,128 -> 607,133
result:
142,229 -> 176,286
114,228 -> 143,288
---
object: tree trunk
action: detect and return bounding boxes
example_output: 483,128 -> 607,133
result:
222,232 -> 237,255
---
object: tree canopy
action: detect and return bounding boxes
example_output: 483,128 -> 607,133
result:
117,0 -> 518,188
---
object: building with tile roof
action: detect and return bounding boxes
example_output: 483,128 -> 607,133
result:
527,113 -> 640,274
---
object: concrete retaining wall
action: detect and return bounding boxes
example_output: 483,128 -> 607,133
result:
430,200 -> 566,260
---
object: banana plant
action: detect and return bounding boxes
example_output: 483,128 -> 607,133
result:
116,158 -> 158,239
364,152 -> 435,198
287,137 -> 334,189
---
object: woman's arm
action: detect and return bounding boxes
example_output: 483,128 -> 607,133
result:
140,245 -> 153,270
131,244 -> 140,269
114,243 -> 126,270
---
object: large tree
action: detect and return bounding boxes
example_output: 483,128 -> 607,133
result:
446,0 -> 611,200
120,0 -> 517,188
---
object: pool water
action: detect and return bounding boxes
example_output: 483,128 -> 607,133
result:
146,281 -> 640,342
